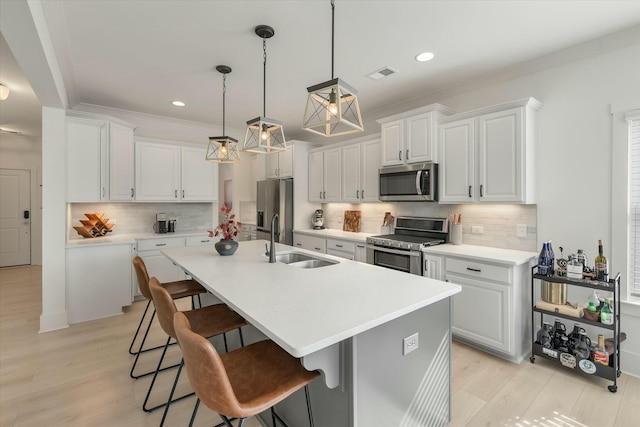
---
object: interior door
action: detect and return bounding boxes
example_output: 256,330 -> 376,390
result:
0,169 -> 31,267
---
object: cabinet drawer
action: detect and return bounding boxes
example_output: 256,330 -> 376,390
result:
446,257 -> 511,284
293,233 -> 326,253
137,237 -> 185,251
326,239 -> 355,253
185,235 -> 215,247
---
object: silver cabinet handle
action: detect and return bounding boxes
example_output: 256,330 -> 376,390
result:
406,149 -> 409,160
296,243 -> 302,246
323,191 -> 326,199
480,184 -> 484,197
356,189 -> 359,199
357,245 -> 365,248
336,244 -> 343,248
361,189 -> 364,198
416,171 -> 422,195
201,240 -> 210,243
155,243 -> 167,247
466,267 -> 481,273
174,189 -> 178,198
398,150 -> 402,161
468,185 -> 472,198
131,188 -> 134,198
102,187 -> 105,198
182,189 -> 185,198
314,247 -> 321,251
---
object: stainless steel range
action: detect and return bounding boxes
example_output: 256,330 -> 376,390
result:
366,217 -> 448,275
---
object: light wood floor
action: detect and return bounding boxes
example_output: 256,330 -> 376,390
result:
1,266 -> 638,427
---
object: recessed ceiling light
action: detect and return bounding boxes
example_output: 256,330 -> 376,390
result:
415,52 -> 435,62
172,101 -> 186,107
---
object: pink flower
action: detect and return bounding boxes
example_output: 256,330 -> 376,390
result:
214,203 -> 242,240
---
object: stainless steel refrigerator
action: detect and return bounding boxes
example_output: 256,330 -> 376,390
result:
256,178 -> 293,245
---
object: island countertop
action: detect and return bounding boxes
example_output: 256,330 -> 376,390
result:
162,240 -> 460,358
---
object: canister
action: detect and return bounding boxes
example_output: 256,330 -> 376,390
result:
542,281 -> 567,305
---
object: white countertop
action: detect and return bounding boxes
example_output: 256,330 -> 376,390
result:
423,243 -> 537,266
66,230 -> 212,248
293,228 -> 375,243
162,240 -> 460,358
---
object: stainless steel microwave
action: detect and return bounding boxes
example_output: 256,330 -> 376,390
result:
379,162 -> 438,202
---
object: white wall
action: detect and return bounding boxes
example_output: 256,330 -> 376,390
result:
0,133 -> 43,264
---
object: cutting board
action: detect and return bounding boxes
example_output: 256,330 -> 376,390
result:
343,210 -> 361,232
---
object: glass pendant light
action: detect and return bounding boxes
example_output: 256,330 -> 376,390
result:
206,65 -> 241,163
243,25 -> 287,154
302,0 -> 363,137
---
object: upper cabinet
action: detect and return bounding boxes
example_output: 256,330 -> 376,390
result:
341,138 -> 381,202
135,138 -> 217,202
265,147 -> 294,179
66,115 -> 135,202
378,104 -> 454,167
309,147 -> 341,202
438,98 -> 542,204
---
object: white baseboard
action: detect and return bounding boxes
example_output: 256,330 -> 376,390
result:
622,349 -> 640,378
39,310 -> 69,333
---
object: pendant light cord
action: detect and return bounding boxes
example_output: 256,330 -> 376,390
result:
331,0 -> 335,80
222,73 -> 226,135
263,38 -> 267,117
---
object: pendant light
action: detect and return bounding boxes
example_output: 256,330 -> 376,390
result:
302,0 -> 363,137
206,65 -> 241,163
243,25 -> 287,154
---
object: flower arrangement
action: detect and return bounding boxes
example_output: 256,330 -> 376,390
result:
209,204 -> 242,240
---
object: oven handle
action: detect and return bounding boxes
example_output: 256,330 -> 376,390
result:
415,171 -> 422,195
367,245 -> 421,257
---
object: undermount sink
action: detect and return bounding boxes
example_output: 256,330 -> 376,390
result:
274,251 -> 338,269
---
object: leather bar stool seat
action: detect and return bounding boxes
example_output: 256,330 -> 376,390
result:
147,277 -> 247,426
174,311 -> 320,427
130,256 -> 207,379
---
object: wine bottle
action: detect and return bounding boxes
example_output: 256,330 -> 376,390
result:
595,240 -> 608,281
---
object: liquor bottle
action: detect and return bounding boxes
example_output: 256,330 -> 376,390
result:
600,299 -> 614,325
538,242 -> 550,276
595,240 -> 609,281
593,334 -> 609,366
567,255 -> 583,279
547,241 -> 555,276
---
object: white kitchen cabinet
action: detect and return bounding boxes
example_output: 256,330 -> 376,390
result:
265,147 -> 293,179
181,146 -> 218,201
326,238 -> 356,260
438,98 -> 541,204
341,138 -> 381,202
355,243 -> 367,263
423,253 -> 443,280
67,243 -> 133,323
66,116 -> 108,202
135,140 -> 181,201
134,236 -> 186,299
109,122 -> 135,201
185,235 -> 217,247
238,224 -> 257,242
308,147 -> 341,202
378,104 -> 454,167
293,232 -> 326,253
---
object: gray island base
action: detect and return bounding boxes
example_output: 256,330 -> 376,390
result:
162,240 -> 460,427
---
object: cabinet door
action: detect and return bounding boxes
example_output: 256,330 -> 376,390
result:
478,107 -> 523,203
135,141 -> 180,201
341,144 -> 361,202
323,147 -> 342,202
438,119 -> 476,203
67,244 -> 132,324
355,243 -> 367,263
405,112 -> 434,163
360,139 -> 381,202
380,120 -> 404,166
447,273 -> 512,354
308,151 -> 324,202
277,148 -> 294,178
181,146 -> 218,201
109,122 -> 135,201
66,117 -> 107,202
423,254 -> 443,280
266,152 -> 279,179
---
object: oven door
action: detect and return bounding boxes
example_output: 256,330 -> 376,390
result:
366,245 -> 422,275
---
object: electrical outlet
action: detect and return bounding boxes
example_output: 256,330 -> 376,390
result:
471,225 -> 483,234
517,224 -> 527,238
403,332 -> 419,355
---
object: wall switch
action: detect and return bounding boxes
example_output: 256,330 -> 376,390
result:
471,225 -> 483,234
403,332 -> 419,355
517,224 -> 527,238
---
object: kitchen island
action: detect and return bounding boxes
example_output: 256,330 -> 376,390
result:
162,240 -> 461,427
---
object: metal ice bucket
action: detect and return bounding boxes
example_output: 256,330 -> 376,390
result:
542,281 -> 567,305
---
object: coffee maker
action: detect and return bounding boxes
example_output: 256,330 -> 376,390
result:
153,213 -> 168,234
312,209 -> 325,229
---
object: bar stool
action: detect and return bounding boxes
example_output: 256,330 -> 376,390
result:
130,256 -> 207,379
147,277 -> 247,426
173,311 -> 320,427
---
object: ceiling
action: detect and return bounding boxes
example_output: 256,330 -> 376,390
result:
2,1 -> 640,140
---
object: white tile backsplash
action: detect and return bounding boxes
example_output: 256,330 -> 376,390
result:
68,202 -> 215,239
320,202 -> 537,251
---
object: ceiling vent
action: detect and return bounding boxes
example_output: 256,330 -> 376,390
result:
366,66 -> 398,81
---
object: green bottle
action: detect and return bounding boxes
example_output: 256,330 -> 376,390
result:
600,299 -> 613,325
595,239 -> 608,281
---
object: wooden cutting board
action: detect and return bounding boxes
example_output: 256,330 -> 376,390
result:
343,210 -> 361,232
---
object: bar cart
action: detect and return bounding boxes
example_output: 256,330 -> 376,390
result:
530,267 -> 621,392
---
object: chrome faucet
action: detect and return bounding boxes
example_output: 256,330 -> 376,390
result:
269,213 -> 279,263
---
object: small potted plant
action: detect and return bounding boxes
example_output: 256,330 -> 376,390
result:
210,204 -> 242,256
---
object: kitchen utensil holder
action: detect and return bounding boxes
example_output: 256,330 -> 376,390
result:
451,224 -> 462,245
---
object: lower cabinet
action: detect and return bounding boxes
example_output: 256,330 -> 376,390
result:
66,243 -> 133,323
293,233 -> 327,253
134,236 -> 186,299
326,239 -> 355,260
237,224 -> 257,242
293,232 -> 368,262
